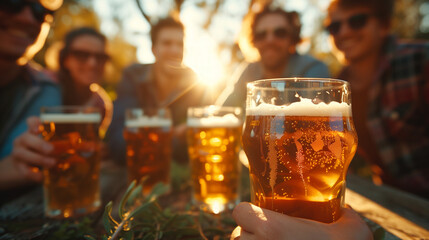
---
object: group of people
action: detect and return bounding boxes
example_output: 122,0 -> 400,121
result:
0,0 -> 428,239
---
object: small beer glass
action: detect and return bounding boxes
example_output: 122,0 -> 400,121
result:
41,106 -> 102,218
243,78 -> 358,223
187,106 -> 243,213
123,108 -> 172,194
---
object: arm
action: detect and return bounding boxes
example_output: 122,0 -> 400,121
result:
0,117 -> 55,190
231,202 -> 373,240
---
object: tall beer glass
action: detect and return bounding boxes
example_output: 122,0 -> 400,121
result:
243,78 -> 358,223
41,106 -> 102,218
187,106 -> 243,213
124,108 -> 172,194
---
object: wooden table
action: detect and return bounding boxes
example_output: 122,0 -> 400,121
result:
1,162 -> 429,239
346,174 -> 429,240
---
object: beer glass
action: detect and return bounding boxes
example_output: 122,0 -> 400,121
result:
123,108 -> 172,194
187,106 -> 243,213
41,106 -> 102,218
243,78 -> 358,223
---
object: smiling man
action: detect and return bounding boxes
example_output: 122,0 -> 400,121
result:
326,0 -> 429,198
218,7 -> 330,108
108,17 -> 210,164
0,0 -> 62,190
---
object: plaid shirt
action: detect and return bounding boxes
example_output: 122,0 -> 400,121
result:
340,36 -> 429,197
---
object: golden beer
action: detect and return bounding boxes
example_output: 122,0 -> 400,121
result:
41,109 -> 101,218
244,80 -> 358,223
124,111 -> 172,194
187,107 -> 242,213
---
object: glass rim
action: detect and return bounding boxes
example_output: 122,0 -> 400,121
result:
247,78 -> 349,90
188,105 -> 242,112
41,106 -> 100,113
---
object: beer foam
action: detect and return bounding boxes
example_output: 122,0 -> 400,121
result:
40,113 -> 101,123
187,113 -> 242,127
125,116 -> 172,128
246,99 -> 351,117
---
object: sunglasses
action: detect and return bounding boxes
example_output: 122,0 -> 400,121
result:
253,27 -> 289,42
0,0 -> 53,22
69,49 -> 110,65
326,13 -> 370,35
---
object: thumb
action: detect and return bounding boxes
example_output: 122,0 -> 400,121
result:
27,116 -> 42,134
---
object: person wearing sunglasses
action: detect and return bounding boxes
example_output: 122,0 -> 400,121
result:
217,6 -> 330,107
326,0 -> 429,199
58,27 -> 110,111
0,0 -> 63,193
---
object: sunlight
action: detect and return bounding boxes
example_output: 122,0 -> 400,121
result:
183,32 -> 224,87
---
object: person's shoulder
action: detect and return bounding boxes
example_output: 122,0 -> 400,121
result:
26,62 -> 59,86
294,53 -> 326,66
393,38 -> 429,57
123,63 -> 152,75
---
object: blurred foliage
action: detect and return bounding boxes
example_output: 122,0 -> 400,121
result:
30,0 -> 429,99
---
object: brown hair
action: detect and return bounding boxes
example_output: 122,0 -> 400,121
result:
250,7 -> 302,45
328,0 -> 394,27
150,17 -> 184,46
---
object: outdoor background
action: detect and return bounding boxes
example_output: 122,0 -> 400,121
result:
33,0 -> 429,99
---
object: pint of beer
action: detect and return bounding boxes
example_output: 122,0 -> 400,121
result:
187,106 -> 243,213
124,109 -> 172,194
40,106 -> 102,218
243,79 -> 358,223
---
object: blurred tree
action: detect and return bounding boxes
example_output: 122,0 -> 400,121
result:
31,0 -> 427,99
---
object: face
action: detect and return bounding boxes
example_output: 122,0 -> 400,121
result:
0,0 -> 47,61
63,35 -> 108,87
326,6 -> 389,63
253,13 -> 295,70
152,27 -> 184,73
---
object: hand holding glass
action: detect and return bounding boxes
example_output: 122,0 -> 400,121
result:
41,106 -> 102,218
242,78 -> 358,223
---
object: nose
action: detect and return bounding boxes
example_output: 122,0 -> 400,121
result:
264,31 -> 276,43
336,21 -> 354,38
171,43 -> 183,59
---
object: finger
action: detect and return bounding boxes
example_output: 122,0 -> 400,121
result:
15,132 -> 54,155
13,135 -> 55,168
27,116 -> 42,134
331,208 -> 373,240
14,162 -> 44,183
230,226 -> 256,240
231,226 -> 241,240
232,202 -> 266,234
12,145 -> 55,168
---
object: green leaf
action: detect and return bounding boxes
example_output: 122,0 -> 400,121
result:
84,235 -> 96,240
119,180 -> 137,220
128,200 -> 158,219
145,183 -> 169,202
103,201 -> 119,234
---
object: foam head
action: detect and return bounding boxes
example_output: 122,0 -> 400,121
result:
246,99 -> 352,117
187,113 -> 242,128
40,113 -> 101,123
125,116 -> 172,128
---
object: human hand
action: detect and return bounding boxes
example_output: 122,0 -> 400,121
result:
0,117 -> 55,189
230,202 -> 373,240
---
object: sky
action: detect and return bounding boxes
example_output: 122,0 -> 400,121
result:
92,0 -> 331,86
